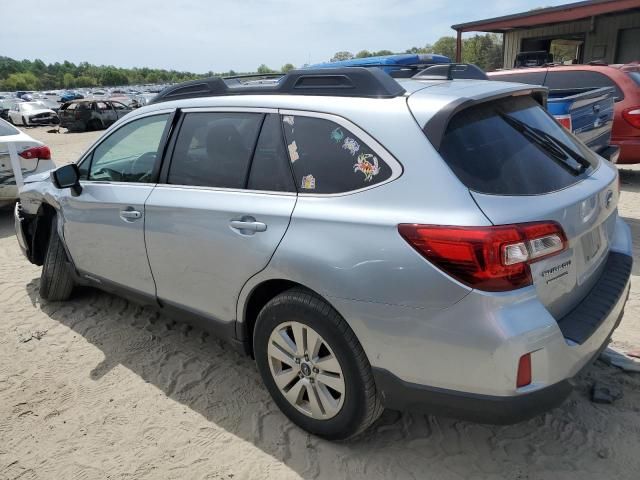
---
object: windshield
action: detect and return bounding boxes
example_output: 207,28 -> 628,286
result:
21,103 -> 41,111
439,96 -> 598,195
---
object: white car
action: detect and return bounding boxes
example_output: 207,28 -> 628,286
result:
0,119 -> 54,206
7,101 -> 59,127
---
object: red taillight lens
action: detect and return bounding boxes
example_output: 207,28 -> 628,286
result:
516,353 -> 532,388
622,107 -> 640,129
554,114 -> 572,131
397,222 -> 567,292
18,145 -> 51,160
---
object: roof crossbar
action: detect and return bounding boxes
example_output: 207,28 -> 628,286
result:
150,67 -> 406,104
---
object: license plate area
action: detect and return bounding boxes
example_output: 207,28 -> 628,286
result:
582,227 -> 602,263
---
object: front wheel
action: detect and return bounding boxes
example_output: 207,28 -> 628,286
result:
39,218 -> 74,301
254,288 -> 383,440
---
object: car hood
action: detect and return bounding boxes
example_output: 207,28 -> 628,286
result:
26,108 -> 56,116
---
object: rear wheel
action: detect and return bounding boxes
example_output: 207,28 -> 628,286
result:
39,218 -> 74,301
254,288 -> 383,440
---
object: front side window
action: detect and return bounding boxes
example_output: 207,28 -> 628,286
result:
87,113 -> 169,182
281,115 -> 392,194
167,112 -> 263,189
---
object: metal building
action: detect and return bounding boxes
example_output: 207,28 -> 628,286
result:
452,0 -> 640,68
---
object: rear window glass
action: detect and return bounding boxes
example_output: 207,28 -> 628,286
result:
627,71 -> 640,86
545,71 -> 624,100
439,96 -> 597,195
0,119 -> 19,136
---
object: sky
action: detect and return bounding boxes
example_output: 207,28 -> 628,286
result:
1,0 -> 568,73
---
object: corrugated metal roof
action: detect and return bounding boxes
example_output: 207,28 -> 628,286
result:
452,0 -> 640,32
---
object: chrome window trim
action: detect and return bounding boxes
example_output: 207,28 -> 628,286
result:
278,108 -> 403,197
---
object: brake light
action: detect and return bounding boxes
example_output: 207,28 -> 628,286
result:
18,145 -> 51,160
554,114 -> 572,131
622,107 -> 640,129
397,222 -> 567,292
516,353 -> 532,388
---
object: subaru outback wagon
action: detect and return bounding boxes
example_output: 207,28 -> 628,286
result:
15,68 -> 632,439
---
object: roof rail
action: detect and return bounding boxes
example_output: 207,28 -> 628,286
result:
412,63 -> 488,81
150,67 -> 406,104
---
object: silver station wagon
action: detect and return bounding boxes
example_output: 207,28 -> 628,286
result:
15,67 -> 632,439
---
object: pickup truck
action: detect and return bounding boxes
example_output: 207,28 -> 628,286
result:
546,87 -> 618,162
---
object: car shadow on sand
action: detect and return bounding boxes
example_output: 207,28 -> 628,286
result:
22,271 -> 638,478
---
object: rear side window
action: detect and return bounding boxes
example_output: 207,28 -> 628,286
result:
168,112 -> 263,189
545,71 -> 624,100
439,96 -> 597,195
247,114 -> 295,192
490,71 -> 546,85
282,115 -> 392,194
627,71 -> 640,86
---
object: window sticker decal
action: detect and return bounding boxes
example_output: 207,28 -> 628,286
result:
301,174 -> 316,190
288,141 -> 299,163
342,137 -> 360,156
330,127 -> 344,144
354,153 -> 380,182
283,115 -> 295,127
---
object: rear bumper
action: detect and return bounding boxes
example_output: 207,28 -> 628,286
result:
28,116 -> 59,126
372,253 -> 630,424
612,136 -> 640,164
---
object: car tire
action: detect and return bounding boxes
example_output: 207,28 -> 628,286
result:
253,288 -> 383,440
88,119 -> 102,131
39,218 -> 74,301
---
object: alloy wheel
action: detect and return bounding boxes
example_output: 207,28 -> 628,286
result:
267,321 -> 345,419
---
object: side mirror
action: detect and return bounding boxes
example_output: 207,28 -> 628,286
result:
52,164 -> 82,196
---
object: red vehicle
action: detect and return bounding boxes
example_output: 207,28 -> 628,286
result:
489,63 -> 640,164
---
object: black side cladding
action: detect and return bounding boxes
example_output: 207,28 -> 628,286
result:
557,251 -> 632,344
150,67 -> 406,104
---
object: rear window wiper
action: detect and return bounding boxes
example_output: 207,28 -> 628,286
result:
499,113 -> 590,174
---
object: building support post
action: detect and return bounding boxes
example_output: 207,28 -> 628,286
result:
455,30 -> 462,62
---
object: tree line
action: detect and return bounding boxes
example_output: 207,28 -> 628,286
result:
0,34 -> 503,91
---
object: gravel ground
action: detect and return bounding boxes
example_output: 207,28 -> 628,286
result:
0,126 -> 639,480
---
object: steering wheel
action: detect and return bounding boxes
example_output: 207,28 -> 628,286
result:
129,152 -> 156,182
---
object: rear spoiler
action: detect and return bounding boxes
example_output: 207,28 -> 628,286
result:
423,87 -> 548,151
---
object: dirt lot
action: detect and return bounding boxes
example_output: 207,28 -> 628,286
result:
1,126 -> 640,480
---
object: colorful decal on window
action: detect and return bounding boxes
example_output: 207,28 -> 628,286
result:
342,137 -> 360,156
301,174 -> 316,190
288,140 -> 299,163
330,127 -> 344,144
354,153 -> 380,182
283,115 -> 295,126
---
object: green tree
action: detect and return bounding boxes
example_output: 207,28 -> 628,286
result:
330,51 -> 354,62
431,36 -> 457,60
63,72 -> 75,88
257,64 -> 276,74
462,34 -> 502,71
372,49 -> 394,57
355,50 -> 372,58
280,63 -> 295,73
1,72 -> 40,90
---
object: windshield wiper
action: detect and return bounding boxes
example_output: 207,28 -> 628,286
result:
500,113 -> 591,174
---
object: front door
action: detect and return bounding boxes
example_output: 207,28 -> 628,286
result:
144,111 -> 297,322
61,112 -> 171,296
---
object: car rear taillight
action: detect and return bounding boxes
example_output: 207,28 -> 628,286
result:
18,145 -> 51,160
397,222 -> 567,292
622,107 -> 640,129
554,114 -> 572,131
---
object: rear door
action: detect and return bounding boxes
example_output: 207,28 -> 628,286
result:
434,95 -> 618,319
111,101 -> 133,120
144,110 -> 297,323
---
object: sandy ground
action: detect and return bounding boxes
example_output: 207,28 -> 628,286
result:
1,126 -> 640,480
